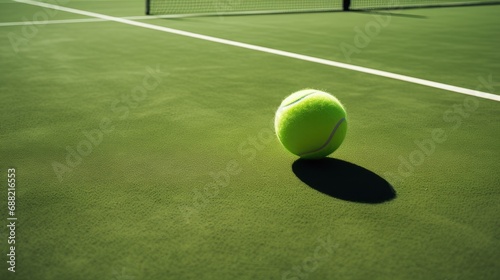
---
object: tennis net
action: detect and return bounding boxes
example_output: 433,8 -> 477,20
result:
350,0 -> 499,10
146,0 -> 500,15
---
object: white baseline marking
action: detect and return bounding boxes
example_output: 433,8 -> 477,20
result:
14,0 -> 500,102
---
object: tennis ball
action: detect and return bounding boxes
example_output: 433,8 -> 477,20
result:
275,89 -> 347,159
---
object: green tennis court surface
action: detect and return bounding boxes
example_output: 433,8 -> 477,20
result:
1,0 -> 499,279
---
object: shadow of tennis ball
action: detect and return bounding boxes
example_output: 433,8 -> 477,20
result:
292,158 -> 396,203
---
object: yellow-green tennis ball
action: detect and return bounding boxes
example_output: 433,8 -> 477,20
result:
275,89 -> 347,159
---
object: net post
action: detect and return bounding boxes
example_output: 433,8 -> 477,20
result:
145,0 -> 151,15
343,0 -> 351,11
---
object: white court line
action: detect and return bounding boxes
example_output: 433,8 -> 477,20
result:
15,0 -> 500,102
0,14 -> 203,27
1,8 -> 315,27
0,18 -> 102,26
0,12 -> 232,27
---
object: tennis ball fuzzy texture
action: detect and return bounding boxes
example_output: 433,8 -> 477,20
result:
275,89 -> 347,159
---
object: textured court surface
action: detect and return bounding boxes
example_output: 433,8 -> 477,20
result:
0,1 -> 499,279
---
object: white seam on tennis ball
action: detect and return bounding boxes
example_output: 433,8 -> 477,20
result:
277,92 -> 318,116
299,117 -> 346,157
281,92 -> 317,108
